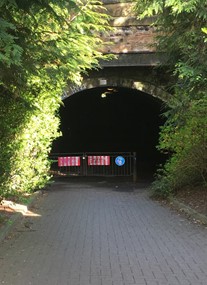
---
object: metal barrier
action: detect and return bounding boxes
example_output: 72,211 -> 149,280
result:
49,152 -> 136,180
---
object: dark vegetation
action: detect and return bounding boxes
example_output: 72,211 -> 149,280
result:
135,0 -> 207,197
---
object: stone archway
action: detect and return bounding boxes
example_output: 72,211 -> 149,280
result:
54,84 -> 167,179
63,76 -> 170,102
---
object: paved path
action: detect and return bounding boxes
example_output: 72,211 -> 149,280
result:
0,179 -> 207,285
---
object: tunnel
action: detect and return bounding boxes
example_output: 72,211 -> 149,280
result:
52,86 -> 166,180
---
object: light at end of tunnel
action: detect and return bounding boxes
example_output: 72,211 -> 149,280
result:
101,93 -> 107,98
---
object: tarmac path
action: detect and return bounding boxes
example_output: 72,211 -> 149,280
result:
0,179 -> 207,285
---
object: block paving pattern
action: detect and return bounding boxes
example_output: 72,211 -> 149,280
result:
0,181 -> 207,285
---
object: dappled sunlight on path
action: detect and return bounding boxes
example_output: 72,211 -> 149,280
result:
0,199 -> 41,217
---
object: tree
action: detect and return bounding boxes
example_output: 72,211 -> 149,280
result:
134,0 -> 207,196
0,0 -> 111,197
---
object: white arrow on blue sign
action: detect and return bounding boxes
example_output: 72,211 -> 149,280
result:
115,156 -> 125,166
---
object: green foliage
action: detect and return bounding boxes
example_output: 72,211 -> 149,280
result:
0,0 -> 110,90
153,95 -> 207,197
0,18 -> 22,67
0,85 -> 62,196
0,0 -> 111,197
135,0 -> 207,197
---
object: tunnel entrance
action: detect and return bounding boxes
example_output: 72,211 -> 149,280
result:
52,86 -> 166,180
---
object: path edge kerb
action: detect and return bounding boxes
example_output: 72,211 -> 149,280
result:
169,197 -> 207,225
0,191 -> 42,242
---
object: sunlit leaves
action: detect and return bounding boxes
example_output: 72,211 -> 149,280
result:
0,0 -> 111,196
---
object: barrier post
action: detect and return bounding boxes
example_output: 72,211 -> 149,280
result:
133,152 -> 137,183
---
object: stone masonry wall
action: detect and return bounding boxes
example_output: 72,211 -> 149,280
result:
101,1 -> 156,54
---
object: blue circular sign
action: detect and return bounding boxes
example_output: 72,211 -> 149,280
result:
115,156 -> 125,166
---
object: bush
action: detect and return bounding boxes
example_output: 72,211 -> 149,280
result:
0,88 -> 61,197
152,96 -> 207,197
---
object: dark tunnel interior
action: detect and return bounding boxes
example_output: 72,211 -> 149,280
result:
52,86 -> 167,179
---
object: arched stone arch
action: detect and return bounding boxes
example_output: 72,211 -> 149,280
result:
62,77 -> 170,102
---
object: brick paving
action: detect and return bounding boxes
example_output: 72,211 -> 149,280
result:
0,179 -> 207,285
